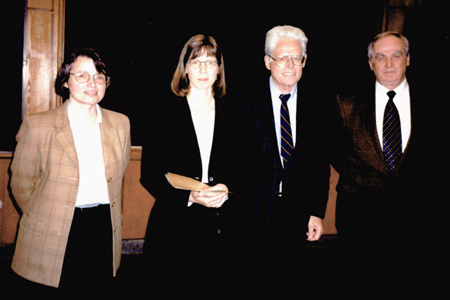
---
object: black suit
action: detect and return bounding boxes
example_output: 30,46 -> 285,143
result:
331,79 -> 448,295
235,79 -> 330,297
332,81 -> 443,241
237,79 -> 330,239
140,93 -> 242,297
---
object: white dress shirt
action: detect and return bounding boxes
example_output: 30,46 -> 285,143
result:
190,109 -> 215,184
68,103 -> 110,208
269,77 -> 298,193
375,78 -> 411,152
187,105 -> 215,206
269,76 -> 298,167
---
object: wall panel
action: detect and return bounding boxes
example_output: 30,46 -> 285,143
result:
22,0 -> 65,117
0,148 -> 338,244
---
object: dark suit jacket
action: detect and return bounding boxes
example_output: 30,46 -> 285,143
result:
236,79 -> 330,239
331,80 -> 446,241
140,93 -> 242,249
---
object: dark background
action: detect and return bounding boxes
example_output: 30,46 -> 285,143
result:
64,0 -> 384,146
1,0 -> 449,149
1,1 -> 25,151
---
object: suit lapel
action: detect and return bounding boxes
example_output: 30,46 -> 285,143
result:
55,103 -> 118,170
55,102 -> 79,168
291,83 -> 305,166
402,84 -> 416,156
99,108 -> 117,169
395,83 -> 417,170
179,97 -> 202,176
361,89 -> 391,173
259,86 -> 283,170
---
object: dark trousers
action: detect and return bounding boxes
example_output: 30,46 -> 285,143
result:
335,192 -> 448,298
60,204 -> 114,294
13,204 -> 114,297
238,234 -> 307,298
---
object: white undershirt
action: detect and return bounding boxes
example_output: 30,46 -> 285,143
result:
68,103 -> 110,208
186,103 -> 215,207
375,79 -> 411,152
190,107 -> 215,184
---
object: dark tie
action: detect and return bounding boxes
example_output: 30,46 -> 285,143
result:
280,94 -> 293,168
383,91 -> 402,172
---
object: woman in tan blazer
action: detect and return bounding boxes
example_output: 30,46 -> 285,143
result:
10,48 -> 131,294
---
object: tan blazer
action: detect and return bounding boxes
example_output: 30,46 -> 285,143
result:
10,101 -> 131,288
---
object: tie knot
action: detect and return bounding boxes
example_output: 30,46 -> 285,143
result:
387,90 -> 396,100
279,94 -> 291,103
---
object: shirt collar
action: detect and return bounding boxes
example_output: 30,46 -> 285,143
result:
375,78 -> 409,99
67,102 -> 102,129
269,76 -> 298,101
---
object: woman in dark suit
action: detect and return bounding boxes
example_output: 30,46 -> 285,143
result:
140,34 -> 241,298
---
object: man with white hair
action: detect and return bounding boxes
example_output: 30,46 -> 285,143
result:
237,25 -> 330,296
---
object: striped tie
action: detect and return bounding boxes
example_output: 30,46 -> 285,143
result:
383,91 -> 402,172
280,94 -> 293,168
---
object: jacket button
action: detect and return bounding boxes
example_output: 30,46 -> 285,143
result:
107,177 -> 112,182
209,176 -> 214,182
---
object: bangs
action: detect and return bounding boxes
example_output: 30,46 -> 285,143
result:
190,45 -> 217,60
184,36 -> 220,65
172,34 -> 226,98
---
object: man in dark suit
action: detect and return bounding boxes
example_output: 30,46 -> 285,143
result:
236,25 -> 330,296
332,31 -> 447,296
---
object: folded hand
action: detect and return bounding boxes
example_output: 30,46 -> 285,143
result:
188,183 -> 229,208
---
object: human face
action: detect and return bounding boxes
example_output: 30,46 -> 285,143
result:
265,38 -> 306,93
186,52 -> 219,92
64,56 -> 107,108
369,35 -> 410,90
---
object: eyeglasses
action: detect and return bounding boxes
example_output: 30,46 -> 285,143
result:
69,72 -> 110,85
268,55 -> 305,67
187,60 -> 219,68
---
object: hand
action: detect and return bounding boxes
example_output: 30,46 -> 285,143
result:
306,215 -> 323,241
188,183 -> 229,208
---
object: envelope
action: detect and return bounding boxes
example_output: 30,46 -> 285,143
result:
165,172 -> 210,192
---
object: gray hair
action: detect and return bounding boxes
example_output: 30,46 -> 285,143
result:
367,31 -> 410,62
265,25 -> 308,56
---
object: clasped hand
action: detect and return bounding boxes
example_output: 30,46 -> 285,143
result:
188,183 -> 229,208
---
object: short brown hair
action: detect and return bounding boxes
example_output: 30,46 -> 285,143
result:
55,47 -> 110,99
171,34 -> 226,98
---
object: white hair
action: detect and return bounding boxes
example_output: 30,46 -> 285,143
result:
265,25 -> 308,56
